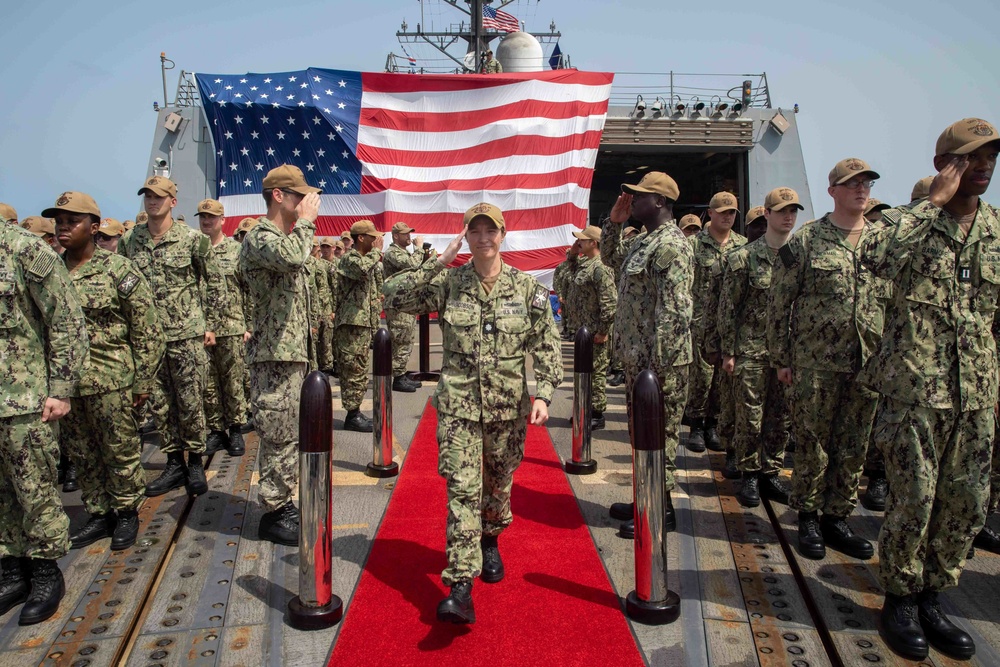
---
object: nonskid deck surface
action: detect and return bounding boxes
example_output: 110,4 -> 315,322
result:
4,337 -> 999,666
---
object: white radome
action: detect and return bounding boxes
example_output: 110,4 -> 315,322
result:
496,32 -> 544,72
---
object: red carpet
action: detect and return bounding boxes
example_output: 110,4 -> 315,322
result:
330,402 -> 645,666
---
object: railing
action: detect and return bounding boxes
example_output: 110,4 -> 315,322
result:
608,71 -> 771,112
173,71 -> 201,108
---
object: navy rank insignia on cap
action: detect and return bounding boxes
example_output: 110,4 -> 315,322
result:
971,121 -> 995,137
845,159 -> 865,171
471,203 -> 491,215
147,177 -> 160,186
201,202 -> 212,210
56,193 -> 71,206
779,189 -> 795,201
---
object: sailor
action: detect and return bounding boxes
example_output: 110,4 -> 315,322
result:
197,199 -> 249,457
340,230 -> 354,252
0,202 -> 17,225
551,247 -> 575,339
767,158 -> 885,563
863,198 -> 891,224
122,219 -> 136,232
233,217 -> 259,243
602,172 -> 694,540
119,175 -> 227,498
570,225 -> 617,430
859,119 -> 1000,661
482,49 -> 502,74
744,205 -> 767,243
678,213 -> 702,238
383,221 -> 434,392
317,238 -> 340,374
22,216 -> 61,253
719,188 -> 800,508
46,192 -> 164,553
383,202 -> 560,625
0,208 -> 87,625
598,217 -> 640,389
95,218 -> 126,253
239,164 -> 321,545
308,239 -> 335,373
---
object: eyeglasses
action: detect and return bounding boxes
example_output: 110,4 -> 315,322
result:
95,233 -> 115,241
839,179 -> 875,191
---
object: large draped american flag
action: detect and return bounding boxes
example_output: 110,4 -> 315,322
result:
195,68 -> 614,285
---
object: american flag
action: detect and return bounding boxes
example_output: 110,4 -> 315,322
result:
194,69 -> 613,284
483,5 -> 520,33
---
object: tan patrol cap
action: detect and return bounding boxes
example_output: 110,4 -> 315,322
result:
623,225 -> 640,238
621,171 -> 680,201
910,176 -> 934,202
864,199 -> 891,216
678,214 -> 702,230
764,187 -> 804,211
236,217 -> 259,234
136,211 -> 149,225
334,239 -> 345,250
262,164 -> 322,195
709,192 -> 738,212
0,203 -> 16,222
42,191 -> 101,218
340,230 -> 352,240
98,218 -> 125,237
320,237 -> 335,247
122,219 -> 136,231
745,206 -> 766,226
196,199 -> 224,217
935,118 -> 1000,156
21,216 -> 56,236
572,225 -> 601,241
137,175 -> 177,198
828,158 -> 880,187
392,221 -> 415,233
312,237 -> 320,247
463,202 -> 505,231
350,219 -> 378,236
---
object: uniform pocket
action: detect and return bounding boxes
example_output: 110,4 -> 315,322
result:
495,316 -> 529,356
809,254 -> 849,295
442,306 -> 478,354
0,279 -> 18,329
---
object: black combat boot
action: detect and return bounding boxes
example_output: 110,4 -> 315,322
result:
609,501 -> 633,521
0,556 -> 30,616
62,463 -> 79,493
686,418 -> 706,452
619,518 -> 635,539
917,590 -> 975,659
861,472 -> 889,512
437,579 -> 475,624
704,419 -> 723,452
392,375 -> 418,393
241,412 -> 255,433
480,535 -> 504,583
797,511 -> 825,560
665,493 -> 676,532
973,525 -> 1000,555
607,370 -> 624,387
820,515 -> 873,560
227,425 -> 246,457
590,410 -> 605,431
722,448 -> 740,479
204,430 -> 227,456
138,416 -> 156,436
145,452 -> 187,497
760,474 -> 791,504
881,593 -> 928,660
737,473 -> 760,508
259,501 -> 299,546
344,409 -> 374,433
57,454 -> 67,485
69,512 -> 115,549
111,509 -> 140,551
19,559 -> 64,626
186,453 -> 208,496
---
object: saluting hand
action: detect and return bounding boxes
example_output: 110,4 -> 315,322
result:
928,155 -> 969,208
296,192 -> 321,223
438,226 -> 467,266
609,193 -> 633,224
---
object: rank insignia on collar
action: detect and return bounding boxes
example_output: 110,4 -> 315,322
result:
959,266 -> 972,283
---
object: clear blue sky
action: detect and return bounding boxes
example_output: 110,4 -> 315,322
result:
2,0 -> 999,222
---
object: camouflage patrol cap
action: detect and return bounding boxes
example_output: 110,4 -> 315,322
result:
42,191 -> 101,218
621,171 -> 680,202
910,176 -> 934,202
463,202 -> 505,231
98,218 -> 125,237
708,192 -> 738,212
262,164 -> 322,195
935,118 -> 1000,156
320,237 -> 335,247
236,217 -> 259,234
678,214 -> 702,230
828,158 -> 880,187
392,221 -> 415,233
863,198 -> 891,216
572,225 -> 601,241
196,199 -> 224,217
21,216 -> 56,236
350,219 -> 378,236
764,187 -> 804,211
136,211 -> 149,225
745,206 -> 766,226
0,203 -> 16,222
137,175 -> 177,198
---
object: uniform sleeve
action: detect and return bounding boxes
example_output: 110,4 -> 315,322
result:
337,248 -> 382,281
596,264 -> 618,336
599,216 -> 627,272
767,235 -> 805,369
246,219 -> 314,273
652,242 -> 694,371
116,265 -> 164,395
526,282 -> 562,402
701,259 -> 725,356
22,244 -> 88,398
859,204 -> 934,281
719,259 -> 748,358
193,234 -> 228,334
382,260 -> 448,315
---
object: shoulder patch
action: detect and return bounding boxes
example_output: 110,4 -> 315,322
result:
653,247 -> 679,270
531,285 -> 549,310
118,272 -> 141,297
882,208 -> 903,226
26,249 -> 56,282
727,251 -> 747,272
778,244 -> 798,269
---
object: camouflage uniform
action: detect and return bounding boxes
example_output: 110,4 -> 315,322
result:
119,221 -> 226,455
767,215 -> 885,517
603,220 -> 694,491
0,225 -> 88,559
600,217 -> 638,375
383,243 -> 430,377
61,248 -> 164,514
571,255 -> 617,412
383,261 -> 560,586
204,237 -> 249,432
333,247 -> 383,412
719,238 -> 789,474
552,256 -> 578,333
306,255 -> 333,370
239,216 -> 314,512
860,201 -> 999,595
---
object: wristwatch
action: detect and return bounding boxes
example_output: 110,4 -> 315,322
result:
537,397 -> 551,406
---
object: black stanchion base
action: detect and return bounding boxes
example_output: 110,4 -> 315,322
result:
366,462 -> 399,478
411,372 -> 441,382
564,459 -> 597,475
288,594 -> 343,630
625,590 -> 680,625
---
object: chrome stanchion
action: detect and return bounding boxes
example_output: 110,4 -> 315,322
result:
566,325 -> 597,475
288,371 -> 343,630
367,328 -> 399,478
625,369 -> 680,625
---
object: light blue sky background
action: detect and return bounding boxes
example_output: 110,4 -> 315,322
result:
2,0 -> 998,221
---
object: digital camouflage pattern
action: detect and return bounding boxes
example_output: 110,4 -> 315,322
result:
334,248 -> 383,330
383,261 -> 561,421
119,220 -> 226,342
250,361 -> 307,512
383,243 -> 432,376
436,415 -> 527,586
153,336 -> 208,455
731,361 -> 789,475
571,255 -> 618,412
210,237 -> 248,338
719,238 -> 778,362
205,335 -> 249,430
552,255 -> 579,332
334,324 -> 373,411
306,255 -> 333,369
239,216 -> 314,364
62,388 -> 145,514
65,247 -> 164,397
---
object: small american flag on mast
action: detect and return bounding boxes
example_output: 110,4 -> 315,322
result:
482,4 -> 520,33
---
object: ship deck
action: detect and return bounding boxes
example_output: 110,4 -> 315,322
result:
3,336 -> 1000,666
